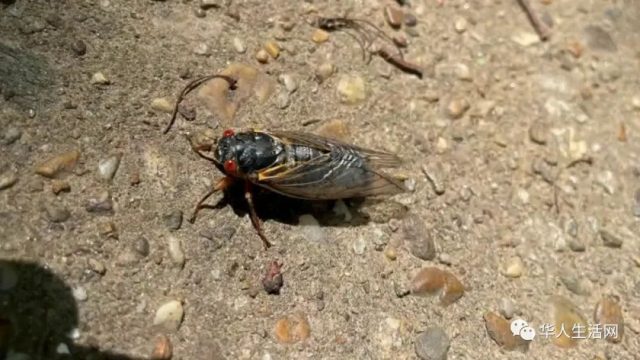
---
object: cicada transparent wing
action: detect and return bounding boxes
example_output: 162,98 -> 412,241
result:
253,131 -> 407,200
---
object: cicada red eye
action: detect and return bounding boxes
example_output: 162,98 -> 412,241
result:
224,159 -> 237,174
223,129 -> 235,138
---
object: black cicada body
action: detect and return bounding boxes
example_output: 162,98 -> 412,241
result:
213,129 -> 407,200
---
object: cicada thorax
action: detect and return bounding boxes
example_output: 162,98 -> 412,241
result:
215,129 -> 286,178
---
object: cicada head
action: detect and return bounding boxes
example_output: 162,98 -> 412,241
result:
215,129 -> 282,178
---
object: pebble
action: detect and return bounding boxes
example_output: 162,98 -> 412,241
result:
70,39 -> 87,56
414,327 -> 450,360
85,191 -> 113,213
403,215 -> 436,261
593,296 -> 624,343
404,13 -> 417,27
164,210 -> 183,231
410,267 -> 464,306
153,300 -> 184,332
422,164 -> 445,195
51,180 -> 70,194
631,95 -> 640,110
384,5 -> 404,29
134,237 -> 150,257
256,49 -> 269,63
0,263 -> 18,291
529,122 -> 548,144
384,246 -> 397,260
454,63 -> 472,81
200,0 -> 223,10
445,98 -> 469,119
262,261 -> 284,295
595,171 -> 616,195
223,38 -> 245,55
454,17 -> 467,33
116,248 -> 139,267
167,236 -> 185,268
582,25 -> 617,52
56,343 -> 70,355
600,229 -> 623,248
298,214 -> 326,242
311,29 -> 329,44
483,311 -> 529,351
499,298 -> 516,319
353,237 -> 366,255
0,172 -> 18,190
274,312 -> 310,344
551,296 -> 587,348
279,73 -> 298,94
151,335 -> 172,360
337,75 -> 366,104
560,275 -> 590,296
98,155 -> 121,181
97,221 -> 118,239
151,98 -> 173,113
511,31 -> 540,47
193,43 -> 210,56
315,62 -> 334,83
90,72 -> 110,85
501,256 -> 524,278
72,286 -> 87,302
35,149 -> 81,178
88,258 -> 106,275
2,127 -> 22,145
276,92 -> 290,109
188,129 -> 217,152
45,203 -> 71,223
264,40 -> 280,59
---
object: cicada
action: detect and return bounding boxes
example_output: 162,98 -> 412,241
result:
164,75 -> 408,249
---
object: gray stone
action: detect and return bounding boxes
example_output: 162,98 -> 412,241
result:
415,327 -> 450,360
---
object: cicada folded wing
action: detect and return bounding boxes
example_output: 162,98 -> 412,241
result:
254,132 -> 407,200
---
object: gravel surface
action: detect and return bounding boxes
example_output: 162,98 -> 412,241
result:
1,0 -> 639,359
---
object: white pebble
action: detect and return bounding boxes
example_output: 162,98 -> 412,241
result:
72,286 -> 88,302
90,72 -> 109,85
167,236 -> 185,268
98,155 -> 121,181
232,37 -> 246,53
298,214 -> 326,242
56,343 -> 70,355
68,327 -> 81,340
279,73 -> 298,94
511,31 -> 540,47
353,237 -> 366,255
454,17 -> 467,33
153,300 -> 184,332
193,43 -> 210,56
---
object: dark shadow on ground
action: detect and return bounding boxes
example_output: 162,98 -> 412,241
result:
0,260 -> 144,360
194,179 -> 378,228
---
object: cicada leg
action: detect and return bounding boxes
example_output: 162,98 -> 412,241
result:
244,182 -> 272,249
188,176 -> 234,223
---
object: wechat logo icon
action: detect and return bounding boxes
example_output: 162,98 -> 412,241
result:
510,319 -> 536,341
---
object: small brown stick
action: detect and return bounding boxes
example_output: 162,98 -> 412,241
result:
376,47 -> 423,78
163,74 -> 237,134
517,0 -> 551,41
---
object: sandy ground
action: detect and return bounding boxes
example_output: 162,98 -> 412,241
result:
1,0 -> 639,359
